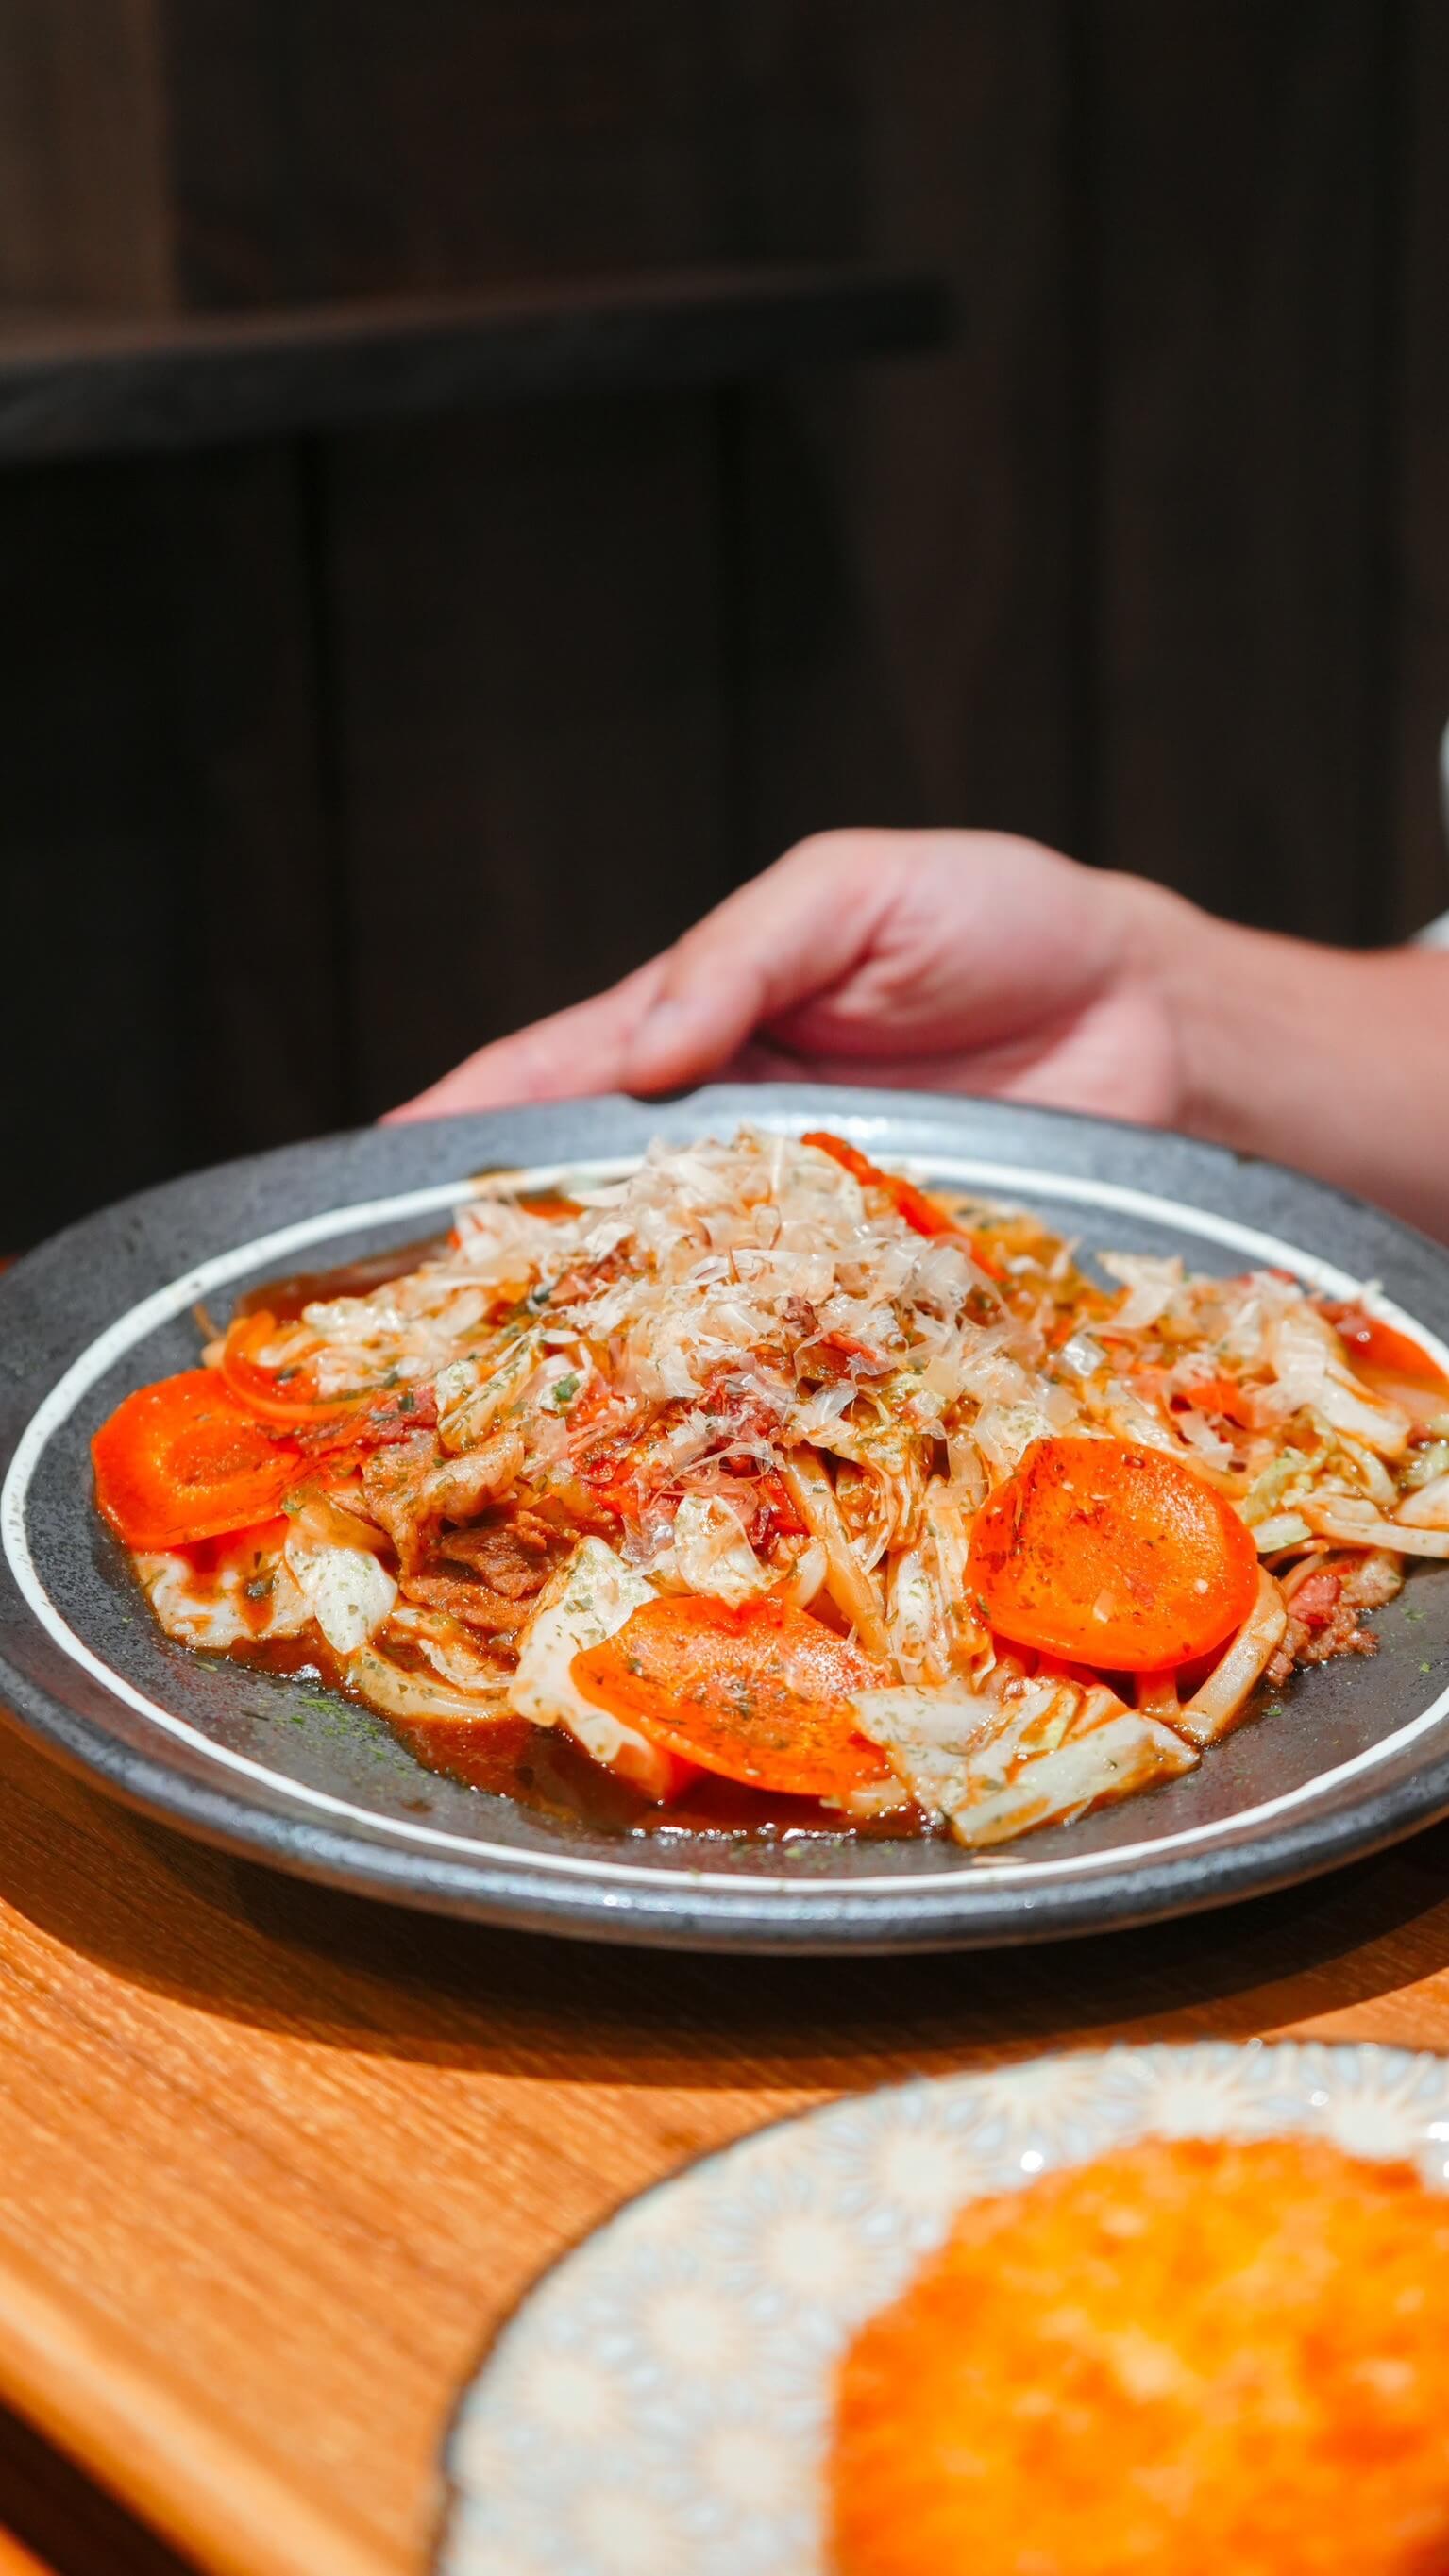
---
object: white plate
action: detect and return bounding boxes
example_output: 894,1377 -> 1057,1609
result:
440,2039 -> 1449,2576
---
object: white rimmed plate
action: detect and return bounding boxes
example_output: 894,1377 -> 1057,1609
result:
440,2038 -> 1449,2575
2,1086 -> 1448,1948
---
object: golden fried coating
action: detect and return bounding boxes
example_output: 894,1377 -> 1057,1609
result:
831,2135 -> 1449,2576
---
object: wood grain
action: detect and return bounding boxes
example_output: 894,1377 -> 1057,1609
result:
1388,0 -> 1449,938
0,444 -> 339,1241
0,0 -> 172,310
1087,0 -> 1390,937
717,0 -> 1078,867
0,2400 -> 193,2576
157,0 -> 727,309
324,396 -> 736,1113
0,271 -> 946,463
4,1709 -> 1449,2572
0,2534 -> 53,2576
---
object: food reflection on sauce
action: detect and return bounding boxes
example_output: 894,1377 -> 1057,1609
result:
234,1633 -> 924,1841
233,1237 -> 452,1327
232,1195 -> 584,1326
1326,1305 -> 1449,1425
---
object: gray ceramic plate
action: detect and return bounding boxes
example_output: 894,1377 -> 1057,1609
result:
2,1086 -> 1448,1952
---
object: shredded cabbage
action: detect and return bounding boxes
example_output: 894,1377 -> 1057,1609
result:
130,1127 -> 1447,1853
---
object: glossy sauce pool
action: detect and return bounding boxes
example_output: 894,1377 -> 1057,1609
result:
232,1633 -> 926,1842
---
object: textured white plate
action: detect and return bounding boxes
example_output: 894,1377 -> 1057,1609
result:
440,2040 -> 1449,2576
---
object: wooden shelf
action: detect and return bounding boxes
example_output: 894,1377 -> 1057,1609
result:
0,265 -> 948,463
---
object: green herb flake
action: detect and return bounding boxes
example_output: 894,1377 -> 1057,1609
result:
551,1372 -> 581,1412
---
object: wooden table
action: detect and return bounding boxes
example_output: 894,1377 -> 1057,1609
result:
3,1717 -> 1449,2576
0,2538 -> 57,2576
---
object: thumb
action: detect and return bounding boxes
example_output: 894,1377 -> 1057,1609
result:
617,835 -> 895,1090
386,834 -> 894,1120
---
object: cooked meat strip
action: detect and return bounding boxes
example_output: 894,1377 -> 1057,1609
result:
360,1426 -> 523,1571
782,1295 -> 819,1344
360,1432 -> 440,1569
399,1570 -> 529,1636
420,1429 -> 524,1526
1266,1548 -> 1404,1683
437,1516 -> 553,1598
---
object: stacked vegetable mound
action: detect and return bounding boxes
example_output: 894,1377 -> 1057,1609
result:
93,1129 -> 1449,1845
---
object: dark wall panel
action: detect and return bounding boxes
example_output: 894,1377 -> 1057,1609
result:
321,396 -> 732,1110
1088,0 -> 1390,941
0,0 -> 172,308
159,0 -> 725,309
0,446 -> 337,1237
1389,0 -> 1449,939
716,1 -> 1077,869
2,0 -> 1448,1243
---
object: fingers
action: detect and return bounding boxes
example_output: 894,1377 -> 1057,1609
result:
387,832 -> 900,1119
615,833 -> 900,1089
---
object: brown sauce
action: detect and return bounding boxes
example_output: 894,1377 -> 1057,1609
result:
399,1718 -> 929,1842
231,1191 -> 580,1327
234,1631 -> 928,1841
233,1236 -> 451,1325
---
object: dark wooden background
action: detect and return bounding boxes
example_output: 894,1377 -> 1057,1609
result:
3,0 -> 1447,1247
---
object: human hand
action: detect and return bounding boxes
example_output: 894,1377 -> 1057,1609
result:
389,829 -> 1195,1124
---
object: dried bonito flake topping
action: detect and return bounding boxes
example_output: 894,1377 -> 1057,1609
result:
94,1129 -> 1446,1847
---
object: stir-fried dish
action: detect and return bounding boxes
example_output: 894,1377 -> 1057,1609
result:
91,1129 -> 1449,1850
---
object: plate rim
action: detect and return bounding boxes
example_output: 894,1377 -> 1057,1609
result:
434,2035 -> 1449,2574
5,1085 -> 1449,1949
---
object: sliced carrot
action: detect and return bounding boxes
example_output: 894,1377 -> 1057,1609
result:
967,1434 -> 1259,1672
1177,1372 -> 1254,1426
802,1130 -> 1003,1278
221,1309 -> 378,1428
1132,1368 -> 1254,1429
93,1371 -> 302,1550
570,1593 -> 890,1798
1322,1304 -> 1449,1392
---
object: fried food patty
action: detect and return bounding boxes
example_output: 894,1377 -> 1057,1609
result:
831,2135 -> 1449,2576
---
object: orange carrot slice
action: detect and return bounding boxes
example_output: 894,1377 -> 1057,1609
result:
967,1434 -> 1259,1672
570,1593 -> 889,1798
802,1130 -> 1003,1277
93,1371 -> 302,1550
1323,1305 -> 1449,1393
220,1309 -> 379,1427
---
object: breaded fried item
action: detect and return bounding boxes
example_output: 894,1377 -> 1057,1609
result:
831,2135 -> 1449,2576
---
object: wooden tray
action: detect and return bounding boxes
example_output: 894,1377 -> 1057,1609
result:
2,1709 -> 1449,2576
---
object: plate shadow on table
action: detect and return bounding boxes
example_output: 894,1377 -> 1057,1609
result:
6,1731 -> 1449,2088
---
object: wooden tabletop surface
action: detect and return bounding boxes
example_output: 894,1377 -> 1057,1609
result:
0,2537 -> 55,2576
3,1716 -> 1449,2576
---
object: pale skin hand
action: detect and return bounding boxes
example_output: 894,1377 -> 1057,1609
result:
391,829 -> 1449,1241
